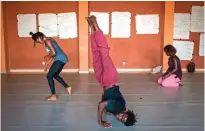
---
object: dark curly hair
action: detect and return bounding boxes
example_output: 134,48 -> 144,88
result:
29,32 -> 45,41
124,110 -> 138,126
29,32 -> 45,47
164,45 -> 177,56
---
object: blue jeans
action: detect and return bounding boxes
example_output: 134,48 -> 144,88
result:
47,60 -> 69,94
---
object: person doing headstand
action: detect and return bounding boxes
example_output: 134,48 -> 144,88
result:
86,15 -> 137,128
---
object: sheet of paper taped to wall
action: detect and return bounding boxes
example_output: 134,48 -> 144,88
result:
17,14 -> 37,37
199,33 -> 204,56
38,13 -> 58,37
174,13 -> 191,39
136,14 -> 159,34
190,6 -> 204,32
173,40 -> 194,60
57,12 -> 78,39
111,12 -> 131,38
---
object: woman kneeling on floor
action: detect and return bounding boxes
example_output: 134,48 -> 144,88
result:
158,45 -> 182,88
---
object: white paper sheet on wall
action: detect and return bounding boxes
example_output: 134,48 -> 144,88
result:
136,14 -> 159,34
111,12 -> 131,38
174,13 -> 191,39
173,40 -> 194,60
199,33 -> 204,56
112,12 -> 131,24
38,13 -> 58,37
112,24 -> 130,38
90,12 -> 109,34
190,6 -> 204,32
57,12 -> 77,39
17,14 -> 36,37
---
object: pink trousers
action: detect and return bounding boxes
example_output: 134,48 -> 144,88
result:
158,74 -> 181,88
91,30 -> 118,87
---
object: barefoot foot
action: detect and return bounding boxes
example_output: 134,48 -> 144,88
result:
66,86 -> 72,95
46,94 -> 58,101
85,16 -> 92,26
90,15 -> 97,23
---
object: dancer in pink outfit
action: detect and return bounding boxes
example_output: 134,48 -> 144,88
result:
88,16 -> 118,93
86,16 -> 137,128
158,45 -> 182,87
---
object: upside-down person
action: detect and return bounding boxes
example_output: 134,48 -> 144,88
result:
85,15 -> 137,128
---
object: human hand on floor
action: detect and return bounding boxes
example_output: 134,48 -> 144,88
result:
100,121 -> 112,128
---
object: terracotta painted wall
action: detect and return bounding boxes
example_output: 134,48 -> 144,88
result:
4,1 -> 79,70
1,1 -> 6,73
89,1 -> 165,69
2,1 -> 204,72
175,1 -> 204,68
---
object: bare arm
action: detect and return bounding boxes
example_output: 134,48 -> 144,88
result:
98,101 -> 112,128
98,101 -> 107,124
162,67 -> 171,77
44,40 -> 56,60
44,57 -> 54,72
45,57 -> 54,66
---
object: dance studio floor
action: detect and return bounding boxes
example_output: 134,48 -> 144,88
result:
1,73 -> 204,131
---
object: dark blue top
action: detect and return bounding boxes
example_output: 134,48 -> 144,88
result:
102,85 -> 126,115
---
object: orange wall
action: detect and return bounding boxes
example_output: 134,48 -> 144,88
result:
1,1 -> 6,73
78,2 -> 89,72
89,1 -> 165,69
4,1 -> 79,70
2,1 -> 204,73
175,1 -> 204,68
162,1 -> 175,72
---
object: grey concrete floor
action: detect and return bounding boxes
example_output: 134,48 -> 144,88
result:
1,73 -> 204,131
